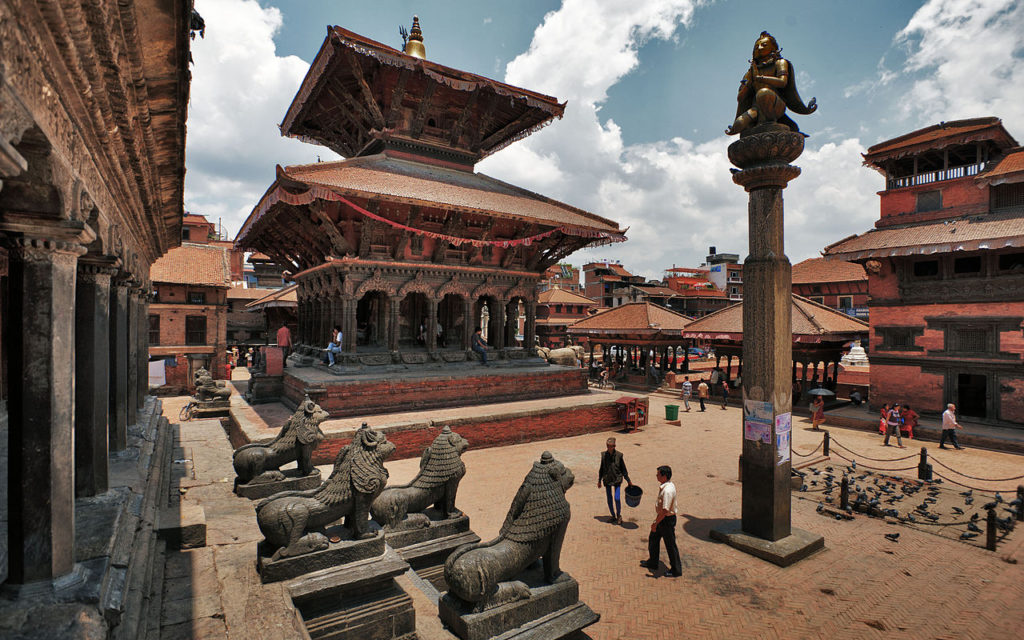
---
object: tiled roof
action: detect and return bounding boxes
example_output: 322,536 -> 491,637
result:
245,284 -> 298,310
247,252 -> 272,262
275,155 -> 622,234
150,243 -> 231,287
568,302 -> 692,332
791,257 -> 867,284
864,118 -> 1016,162
980,148 -> 1024,182
822,210 -> 1024,260
631,284 -> 680,297
682,294 -> 868,343
183,214 -> 212,225
227,286 -> 279,300
538,288 -> 597,305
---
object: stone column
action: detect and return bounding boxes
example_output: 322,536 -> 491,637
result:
109,278 -> 130,451
136,289 -> 150,407
427,297 -> 438,352
126,286 -> 140,415
75,261 -> 116,497
493,299 -> 506,351
462,298 -> 473,351
388,295 -> 401,352
715,123 -> 822,559
4,232 -> 88,586
524,300 -> 537,350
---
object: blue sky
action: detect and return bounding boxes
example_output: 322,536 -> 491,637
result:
186,0 -> 1024,278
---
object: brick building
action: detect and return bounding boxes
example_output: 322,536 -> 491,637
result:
824,117 -> 1024,426
149,243 -> 231,392
664,267 -> 733,318
583,261 -> 644,307
227,286 -> 278,346
538,263 -> 581,293
791,257 -> 869,319
536,287 -> 596,347
704,247 -> 744,301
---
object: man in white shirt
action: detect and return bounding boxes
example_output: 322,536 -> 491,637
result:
680,376 -> 692,412
939,403 -> 965,450
640,465 -> 681,577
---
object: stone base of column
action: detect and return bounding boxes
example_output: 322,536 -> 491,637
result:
709,521 -> 824,567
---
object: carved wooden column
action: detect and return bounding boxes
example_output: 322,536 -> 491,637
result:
524,300 -> 537,350
127,283 -> 141,415
492,298 -> 506,351
388,295 -> 401,352
4,230 -> 88,587
75,260 -> 117,497
462,297 -> 473,351
341,295 -> 356,352
427,296 -> 438,352
109,276 -> 130,451
136,288 -> 150,405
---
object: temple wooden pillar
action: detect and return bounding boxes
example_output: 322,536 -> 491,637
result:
342,295 -> 357,352
127,285 -> 140,412
493,298 -> 506,351
524,300 -> 536,350
136,289 -> 149,404
427,296 -> 438,352
462,298 -> 473,351
388,295 -> 401,352
108,278 -> 130,452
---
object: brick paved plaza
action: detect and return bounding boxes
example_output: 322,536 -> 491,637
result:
158,387 -> 1024,640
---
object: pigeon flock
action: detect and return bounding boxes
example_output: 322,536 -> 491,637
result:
797,463 -> 1020,546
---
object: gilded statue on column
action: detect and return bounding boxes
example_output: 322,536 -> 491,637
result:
726,31 -> 817,136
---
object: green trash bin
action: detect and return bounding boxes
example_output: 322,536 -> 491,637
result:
665,405 -> 679,420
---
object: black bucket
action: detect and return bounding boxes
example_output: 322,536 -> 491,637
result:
624,485 -> 643,508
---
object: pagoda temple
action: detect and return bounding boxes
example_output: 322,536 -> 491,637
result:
235,19 -> 625,413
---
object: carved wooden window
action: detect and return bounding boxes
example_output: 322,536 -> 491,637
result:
953,256 -> 982,275
949,327 -> 990,353
188,291 -> 206,305
926,316 -> 1022,358
410,234 -> 423,256
992,183 -> 1024,210
876,326 -> 923,351
997,252 -> 1024,272
185,316 -> 207,346
916,190 -> 942,212
912,260 -> 939,278
149,315 -> 160,346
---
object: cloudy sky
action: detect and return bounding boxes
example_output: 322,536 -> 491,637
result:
185,0 -> 1024,279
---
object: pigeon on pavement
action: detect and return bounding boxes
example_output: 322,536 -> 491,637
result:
967,522 -> 982,533
952,507 -> 964,515
960,531 -> 978,540
884,532 -> 899,542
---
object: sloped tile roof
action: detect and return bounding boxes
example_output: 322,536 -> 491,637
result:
245,283 -> 298,310
150,243 -> 231,287
981,148 -> 1024,181
682,294 -> 868,342
228,286 -> 279,300
791,257 -> 867,284
864,117 -> 1016,163
568,302 -> 692,332
630,284 -> 680,297
822,210 -> 1024,260
538,288 -> 597,305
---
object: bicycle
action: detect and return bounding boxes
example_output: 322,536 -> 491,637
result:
179,400 -> 197,422
588,376 -> 615,391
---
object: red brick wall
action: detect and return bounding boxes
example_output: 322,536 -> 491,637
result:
309,402 -> 622,464
1000,376 -> 1024,423
870,365 -> 945,413
149,283 -> 229,388
284,368 -> 589,417
878,180 -> 989,226
870,301 -> 1024,356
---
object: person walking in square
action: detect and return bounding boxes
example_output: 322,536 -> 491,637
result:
883,402 -> 906,448
640,465 -> 681,577
940,403 -> 965,450
597,437 -> 632,524
697,379 -> 709,412
276,323 -> 292,367
811,395 -> 825,431
720,379 -> 730,409
680,376 -> 692,412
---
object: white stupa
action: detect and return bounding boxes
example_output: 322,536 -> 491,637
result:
841,344 -> 869,366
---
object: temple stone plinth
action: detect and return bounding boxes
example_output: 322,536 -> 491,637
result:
710,123 -> 824,564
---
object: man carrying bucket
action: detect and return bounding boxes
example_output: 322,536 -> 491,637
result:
597,437 -> 632,524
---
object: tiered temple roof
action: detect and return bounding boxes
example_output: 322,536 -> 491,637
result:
682,295 -> 868,343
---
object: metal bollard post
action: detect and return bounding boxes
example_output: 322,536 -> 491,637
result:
823,431 -> 830,457
917,447 -> 932,481
986,508 -> 997,551
840,476 -> 849,510
1017,486 -> 1024,522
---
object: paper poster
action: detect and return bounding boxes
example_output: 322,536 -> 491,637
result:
776,430 -> 791,466
743,399 -> 773,443
775,412 -> 792,434
744,421 -> 771,443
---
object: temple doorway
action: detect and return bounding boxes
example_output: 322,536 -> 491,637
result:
399,292 -> 429,347
438,294 -> 464,349
357,291 -> 387,349
956,373 -> 987,418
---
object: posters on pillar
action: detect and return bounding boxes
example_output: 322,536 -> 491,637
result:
743,399 -> 772,444
775,412 -> 792,466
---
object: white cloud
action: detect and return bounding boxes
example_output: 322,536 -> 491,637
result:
480,0 -> 876,280
185,0 -> 336,238
894,0 -> 1024,135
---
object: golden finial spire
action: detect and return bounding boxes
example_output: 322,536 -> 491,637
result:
404,15 -> 425,59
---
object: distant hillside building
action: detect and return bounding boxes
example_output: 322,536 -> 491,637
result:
791,257 -> 869,319
824,117 -> 1024,426
149,243 -> 232,392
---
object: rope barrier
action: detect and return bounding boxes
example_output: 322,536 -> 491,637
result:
792,439 -> 824,458
929,469 -> 1022,493
928,456 -> 1024,482
829,449 -> 918,472
828,437 -> 918,462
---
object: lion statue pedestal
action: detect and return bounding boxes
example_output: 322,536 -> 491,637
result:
370,426 -> 481,588
255,422 -> 395,583
438,452 -> 599,640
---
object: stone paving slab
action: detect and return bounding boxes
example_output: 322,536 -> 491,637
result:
159,391 -> 1024,640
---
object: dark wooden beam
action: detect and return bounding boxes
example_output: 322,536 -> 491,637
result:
340,47 -> 386,128
323,81 -> 376,133
393,206 -> 419,260
470,93 -> 499,150
312,201 -> 354,256
386,70 -> 410,128
476,109 -> 536,152
409,81 -> 438,139
449,90 -> 479,147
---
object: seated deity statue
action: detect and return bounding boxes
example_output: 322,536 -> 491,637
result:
726,31 -> 817,136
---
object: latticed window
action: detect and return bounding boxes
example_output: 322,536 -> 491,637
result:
188,291 -> 206,304
916,190 -> 942,212
148,315 -> 160,345
992,183 -> 1024,210
878,326 -> 922,351
185,316 -> 206,345
950,327 -> 990,354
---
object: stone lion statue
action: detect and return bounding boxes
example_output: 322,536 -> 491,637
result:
255,422 -> 395,560
193,367 -> 231,402
541,346 -> 582,366
444,451 -> 574,611
371,426 -> 468,530
233,396 -> 328,484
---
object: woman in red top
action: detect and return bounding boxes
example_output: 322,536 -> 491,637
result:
900,404 -> 918,439
878,403 -> 890,434
811,395 -> 825,430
